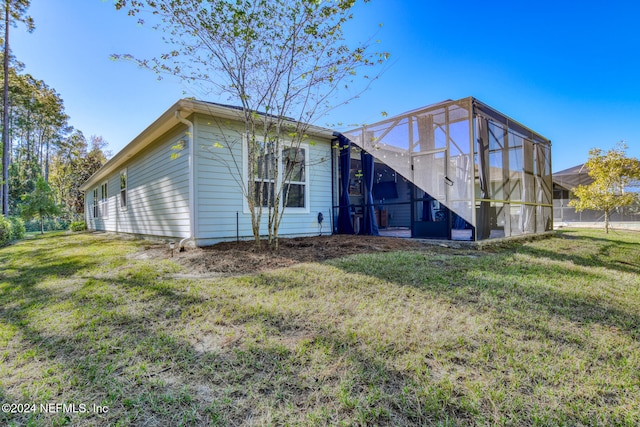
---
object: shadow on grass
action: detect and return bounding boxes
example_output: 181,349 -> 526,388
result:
1,269 -> 472,426
557,228 -> 640,244
530,230 -> 640,274
2,231 -> 637,426
1,228 -> 501,427
326,232 -> 640,342
0,234 -> 124,288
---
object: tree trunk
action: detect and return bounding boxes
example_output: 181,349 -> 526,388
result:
604,209 -> 610,234
40,216 -> 44,234
2,1 -> 10,217
44,138 -> 50,182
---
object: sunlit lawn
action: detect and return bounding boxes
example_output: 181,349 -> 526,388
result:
1,229 -> 639,426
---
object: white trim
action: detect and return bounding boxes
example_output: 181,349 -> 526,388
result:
119,168 -> 128,211
282,145 -> 310,211
175,111 -> 196,248
92,187 -> 99,218
242,133 -> 249,213
79,99 -> 333,193
242,136 -> 310,214
100,181 -> 109,219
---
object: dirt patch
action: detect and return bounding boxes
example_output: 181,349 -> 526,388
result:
140,235 -> 433,276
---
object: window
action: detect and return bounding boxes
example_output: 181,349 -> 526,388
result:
252,141 -> 276,208
120,169 -> 127,210
93,188 -> 99,218
100,181 -> 108,219
245,138 -> 309,211
282,147 -> 306,208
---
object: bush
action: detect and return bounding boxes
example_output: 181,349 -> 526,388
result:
0,217 -> 10,246
70,221 -> 86,232
0,217 -> 26,245
9,217 -> 25,240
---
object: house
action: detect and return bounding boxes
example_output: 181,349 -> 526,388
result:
553,164 -> 640,224
553,164 -> 592,223
80,99 -> 335,247
81,97 -> 553,245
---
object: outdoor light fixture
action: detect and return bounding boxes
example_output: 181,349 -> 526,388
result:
169,242 -> 175,257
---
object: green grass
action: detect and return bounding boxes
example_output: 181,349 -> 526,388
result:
1,229 -> 639,426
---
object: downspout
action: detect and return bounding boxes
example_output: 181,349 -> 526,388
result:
330,137 -> 336,234
175,110 -> 195,249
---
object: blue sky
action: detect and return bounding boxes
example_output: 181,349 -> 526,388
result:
11,0 -> 640,172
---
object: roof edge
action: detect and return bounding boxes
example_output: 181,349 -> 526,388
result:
344,96 -> 551,146
79,99 -> 334,191
80,99 -> 188,191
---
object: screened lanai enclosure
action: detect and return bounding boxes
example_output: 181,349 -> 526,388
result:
333,97 -> 553,241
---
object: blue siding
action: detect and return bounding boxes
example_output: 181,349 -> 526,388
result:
193,115 -> 333,244
86,126 -> 191,239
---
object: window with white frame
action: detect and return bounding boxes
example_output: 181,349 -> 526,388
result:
246,138 -> 309,211
282,147 -> 306,208
100,181 -> 108,218
93,188 -> 99,218
120,169 -> 127,210
252,140 -> 276,208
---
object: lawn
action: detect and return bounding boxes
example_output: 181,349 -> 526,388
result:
0,229 -> 639,426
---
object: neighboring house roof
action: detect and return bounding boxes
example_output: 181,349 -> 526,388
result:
80,98 -> 334,192
553,164 -> 593,190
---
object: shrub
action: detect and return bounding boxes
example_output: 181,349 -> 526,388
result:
9,217 -> 25,240
24,217 -> 70,233
0,217 -> 11,246
70,221 -> 86,232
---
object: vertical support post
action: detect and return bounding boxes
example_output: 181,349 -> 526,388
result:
469,98 -> 477,240
502,122 -> 511,237
445,104 -> 451,240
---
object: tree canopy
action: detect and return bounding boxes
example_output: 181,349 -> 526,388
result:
569,142 -> 640,233
3,0 -> 35,216
0,60 -> 109,222
20,175 -> 59,234
1,4 -> 109,229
